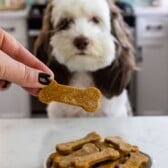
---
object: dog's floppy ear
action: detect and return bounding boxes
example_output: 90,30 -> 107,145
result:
34,2 -> 53,65
34,2 -> 72,85
92,1 -> 136,98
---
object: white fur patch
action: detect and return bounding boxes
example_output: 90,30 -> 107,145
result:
50,0 -> 116,72
51,0 -> 111,31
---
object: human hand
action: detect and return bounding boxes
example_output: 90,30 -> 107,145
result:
0,28 -> 54,95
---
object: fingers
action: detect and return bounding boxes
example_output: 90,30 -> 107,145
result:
23,87 -> 41,96
0,28 -> 54,78
0,51 -> 53,88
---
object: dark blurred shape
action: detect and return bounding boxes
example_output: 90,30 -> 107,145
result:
115,1 -> 135,27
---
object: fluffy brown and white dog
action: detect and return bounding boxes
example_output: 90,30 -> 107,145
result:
34,0 -> 136,118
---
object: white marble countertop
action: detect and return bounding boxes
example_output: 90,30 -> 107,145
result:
0,117 -> 168,168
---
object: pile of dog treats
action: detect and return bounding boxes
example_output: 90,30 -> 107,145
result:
46,132 -> 151,168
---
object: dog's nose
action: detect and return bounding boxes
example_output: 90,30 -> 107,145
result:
73,36 -> 89,50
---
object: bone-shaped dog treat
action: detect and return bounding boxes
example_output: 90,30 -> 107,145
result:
117,152 -> 149,168
96,157 -> 126,168
105,136 -> 139,154
73,148 -> 120,168
57,143 -> 99,168
56,132 -> 101,155
97,152 -> 149,168
38,80 -> 101,112
95,152 -> 150,168
46,152 -> 62,168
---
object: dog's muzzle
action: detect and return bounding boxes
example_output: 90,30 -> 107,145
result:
73,36 -> 89,51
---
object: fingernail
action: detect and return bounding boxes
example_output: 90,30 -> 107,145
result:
38,73 -> 52,85
2,81 -> 11,89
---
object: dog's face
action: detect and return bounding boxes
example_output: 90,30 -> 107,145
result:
50,0 -> 116,72
35,0 -> 136,98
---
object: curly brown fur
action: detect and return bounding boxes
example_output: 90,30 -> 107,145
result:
92,1 -> 136,98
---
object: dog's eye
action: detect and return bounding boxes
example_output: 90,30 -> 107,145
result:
91,17 -> 100,24
57,18 -> 73,31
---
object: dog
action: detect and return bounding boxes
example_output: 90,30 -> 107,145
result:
34,0 -> 136,118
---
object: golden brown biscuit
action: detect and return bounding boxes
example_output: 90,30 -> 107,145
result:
57,143 -> 99,168
96,157 -> 126,168
96,152 -> 149,168
73,148 -> 120,168
117,152 -> 149,168
38,80 -> 101,112
46,152 -> 62,168
56,132 -> 101,155
105,136 -> 139,154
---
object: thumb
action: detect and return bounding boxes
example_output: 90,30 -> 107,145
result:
0,51 -> 53,88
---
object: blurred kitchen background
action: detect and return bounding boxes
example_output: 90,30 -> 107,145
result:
0,0 -> 168,118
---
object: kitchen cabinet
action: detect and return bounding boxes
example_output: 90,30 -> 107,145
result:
0,9 -> 31,118
136,14 -> 168,115
137,43 -> 168,115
